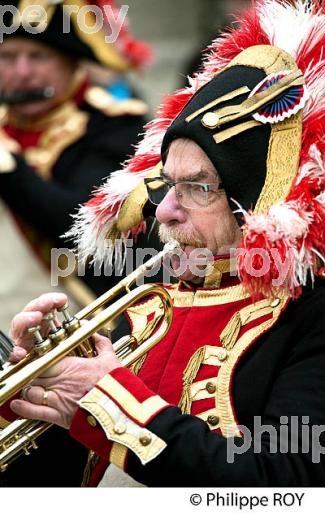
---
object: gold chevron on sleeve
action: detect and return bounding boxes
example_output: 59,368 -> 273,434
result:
109,443 -> 128,470
96,374 -> 169,425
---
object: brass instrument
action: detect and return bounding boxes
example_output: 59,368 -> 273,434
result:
0,241 -> 179,472
0,87 -> 55,105
0,331 -> 13,369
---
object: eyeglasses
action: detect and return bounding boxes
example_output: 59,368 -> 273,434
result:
144,177 -> 224,210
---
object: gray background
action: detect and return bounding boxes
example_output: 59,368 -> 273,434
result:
123,0 -> 251,113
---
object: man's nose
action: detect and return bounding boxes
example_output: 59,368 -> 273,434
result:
14,55 -> 33,79
155,187 -> 187,225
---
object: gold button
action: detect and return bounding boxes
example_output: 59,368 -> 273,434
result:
87,415 -> 97,427
201,112 -> 219,128
207,415 -> 220,427
113,422 -> 127,435
139,433 -> 152,446
217,348 -> 228,361
270,298 -> 281,308
205,382 -> 216,394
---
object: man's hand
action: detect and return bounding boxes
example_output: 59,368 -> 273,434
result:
9,292 -> 68,362
9,292 -> 122,428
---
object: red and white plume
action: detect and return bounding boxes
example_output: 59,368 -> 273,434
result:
67,0 -> 325,297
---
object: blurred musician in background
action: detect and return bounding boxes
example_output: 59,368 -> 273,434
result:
0,0 -> 153,330
0,0 -> 152,486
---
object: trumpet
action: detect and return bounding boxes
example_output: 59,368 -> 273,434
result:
0,86 -> 55,105
0,241 -> 179,472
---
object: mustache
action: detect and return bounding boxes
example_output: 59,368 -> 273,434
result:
158,224 -> 205,248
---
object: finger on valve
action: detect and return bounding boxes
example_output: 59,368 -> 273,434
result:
23,293 -> 68,314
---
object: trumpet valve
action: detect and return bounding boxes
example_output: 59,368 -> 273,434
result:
57,302 -> 73,323
44,312 -> 67,345
27,325 -> 43,344
27,325 -> 52,356
57,302 -> 80,334
43,312 -> 57,332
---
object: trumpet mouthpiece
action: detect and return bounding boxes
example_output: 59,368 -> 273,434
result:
163,240 -> 181,254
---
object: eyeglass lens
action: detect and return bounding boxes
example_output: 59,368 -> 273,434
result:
146,179 -> 221,209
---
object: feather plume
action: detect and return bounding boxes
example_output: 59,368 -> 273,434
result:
68,0 -> 325,297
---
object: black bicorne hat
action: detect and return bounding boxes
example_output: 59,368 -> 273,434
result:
161,65 -> 271,218
1,0 -> 152,71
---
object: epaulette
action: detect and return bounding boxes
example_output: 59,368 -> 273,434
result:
84,86 -> 147,117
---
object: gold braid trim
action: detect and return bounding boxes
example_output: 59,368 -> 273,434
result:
222,45 -> 303,214
82,346 -> 146,486
178,296 -> 286,423
127,291 -> 171,376
255,111 -> 302,213
178,346 -> 207,414
130,354 -> 147,376
216,297 -> 288,437
211,71 -> 303,128
85,87 -> 147,118
116,163 -> 162,234
220,298 -> 280,351
213,120 -> 262,144
185,86 -> 250,123
109,443 -> 128,470
66,0 -> 129,72
220,312 -> 242,352
25,103 -> 89,179
170,283 -> 248,308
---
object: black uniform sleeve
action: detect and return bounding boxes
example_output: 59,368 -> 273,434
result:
0,113 -> 144,244
125,286 -> 325,486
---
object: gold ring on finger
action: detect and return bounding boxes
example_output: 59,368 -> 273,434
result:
21,385 -> 32,401
42,389 -> 49,406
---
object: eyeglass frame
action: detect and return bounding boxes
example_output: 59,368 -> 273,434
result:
144,176 -> 224,209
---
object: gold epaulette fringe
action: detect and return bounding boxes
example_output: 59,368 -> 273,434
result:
220,311 -> 242,351
131,354 -> 147,376
220,298 -> 282,351
85,86 -> 147,117
179,346 -> 207,414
